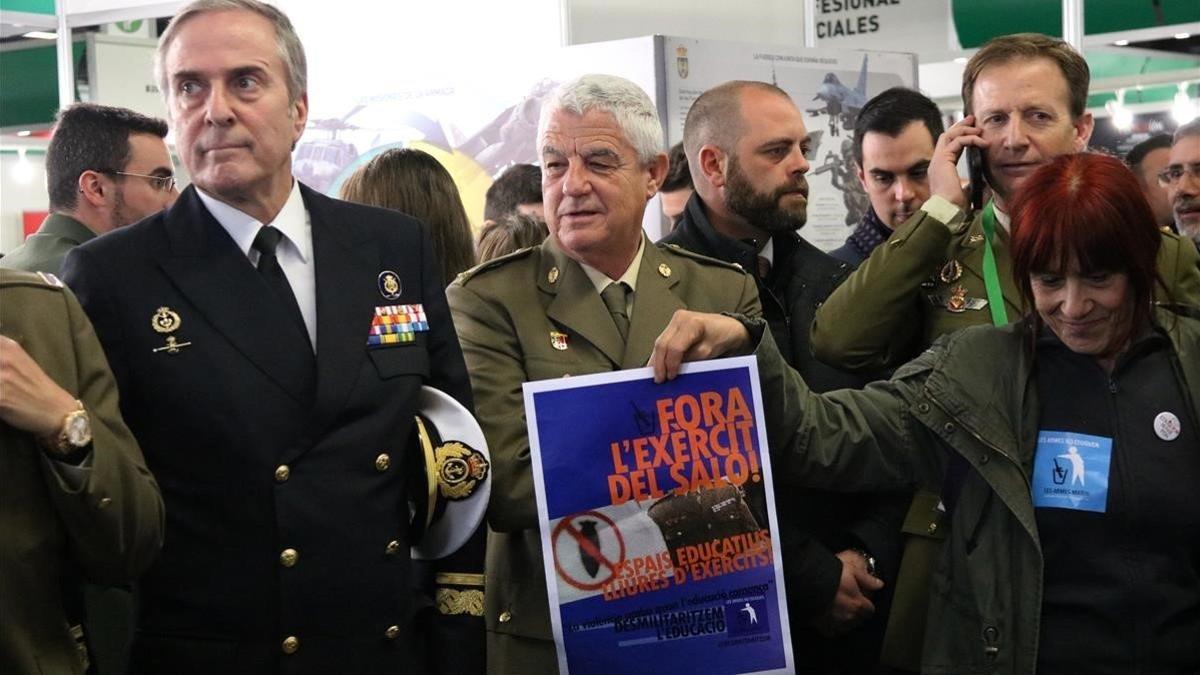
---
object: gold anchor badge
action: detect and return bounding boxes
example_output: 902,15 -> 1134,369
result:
150,306 -> 192,354
434,441 -> 491,501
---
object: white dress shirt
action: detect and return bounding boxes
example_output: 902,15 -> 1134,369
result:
196,182 -> 317,349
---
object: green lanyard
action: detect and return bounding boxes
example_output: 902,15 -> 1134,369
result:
980,201 -> 1009,327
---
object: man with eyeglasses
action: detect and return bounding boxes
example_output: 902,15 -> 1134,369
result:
1164,119 -> 1200,252
2,103 -> 177,275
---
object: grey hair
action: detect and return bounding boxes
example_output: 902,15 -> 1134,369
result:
537,74 -> 664,165
1174,118 -> 1200,144
155,0 -> 307,105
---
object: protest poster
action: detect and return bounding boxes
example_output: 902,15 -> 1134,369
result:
523,356 -> 793,675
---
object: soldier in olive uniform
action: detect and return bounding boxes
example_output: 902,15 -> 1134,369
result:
0,269 -> 164,674
447,74 -> 761,674
810,33 -> 1200,671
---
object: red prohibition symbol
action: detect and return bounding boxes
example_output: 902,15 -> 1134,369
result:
552,510 -> 627,591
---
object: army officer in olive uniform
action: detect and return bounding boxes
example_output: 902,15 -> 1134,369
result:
0,270 -> 163,674
447,74 -> 762,674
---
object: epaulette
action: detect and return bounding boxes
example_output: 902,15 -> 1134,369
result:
657,243 -> 750,275
0,268 -> 66,289
454,246 -> 538,285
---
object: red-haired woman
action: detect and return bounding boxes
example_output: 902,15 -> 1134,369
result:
648,152 -> 1200,674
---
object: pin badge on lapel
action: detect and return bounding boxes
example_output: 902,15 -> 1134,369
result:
550,331 -> 569,351
150,306 -> 192,354
938,260 -> 963,284
378,270 -> 402,300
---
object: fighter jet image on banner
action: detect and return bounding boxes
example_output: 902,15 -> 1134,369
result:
807,54 -> 868,137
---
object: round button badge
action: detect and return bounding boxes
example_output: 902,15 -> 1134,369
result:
1153,411 -> 1181,442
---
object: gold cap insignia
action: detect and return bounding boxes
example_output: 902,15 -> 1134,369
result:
434,441 -> 490,501
152,307 -> 181,334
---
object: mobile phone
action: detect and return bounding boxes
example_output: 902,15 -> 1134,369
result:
967,146 -> 985,213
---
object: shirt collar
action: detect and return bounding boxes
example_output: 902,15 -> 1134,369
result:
196,181 -> 310,262
758,237 -> 775,265
580,236 -> 646,294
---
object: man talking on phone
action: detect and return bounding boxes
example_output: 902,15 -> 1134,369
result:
808,32 -> 1200,672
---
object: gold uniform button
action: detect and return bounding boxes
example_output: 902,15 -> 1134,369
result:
281,636 -> 299,654
498,611 -> 512,623
385,540 -> 401,556
274,465 -> 290,483
385,625 -> 401,640
927,522 -> 939,535
97,497 -> 113,510
280,548 -> 299,567
375,453 -> 391,472
658,263 -> 672,278
548,267 -> 560,284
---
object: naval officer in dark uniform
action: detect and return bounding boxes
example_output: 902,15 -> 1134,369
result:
62,0 -> 481,671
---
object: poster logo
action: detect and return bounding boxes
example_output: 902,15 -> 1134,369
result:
676,45 -> 689,79
727,597 -> 769,637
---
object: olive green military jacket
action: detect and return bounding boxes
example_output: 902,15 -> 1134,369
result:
753,307 -> 1200,674
809,199 -> 1200,669
447,236 -> 760,674
811,200 -> 1200,374
0,270 -> 164,674
0,214 -> 95,275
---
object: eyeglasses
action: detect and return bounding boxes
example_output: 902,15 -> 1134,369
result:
1156,162 -> 1200,188
102,170 -> 177,193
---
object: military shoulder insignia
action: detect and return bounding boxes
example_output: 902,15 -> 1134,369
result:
378,270 -> 402,299
434,441 -> 490,501
660,243 -> 747,274
152,306 -> 182,333
368,304 -> 428,347
35,271 -> 64,288
453,246 -> 538,286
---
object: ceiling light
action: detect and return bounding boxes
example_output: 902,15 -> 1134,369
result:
1114,39 -> 1129,46
953,57 -> 968,64
1106,89 -> 1133,131
1173,83 -> 1197,124
1175,33 -> 1191,39
16,130 -> 31,137
23,31 -> 58,40
12,148 -> 35,185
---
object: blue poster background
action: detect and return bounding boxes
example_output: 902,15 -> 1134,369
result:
526,359 -> 791,674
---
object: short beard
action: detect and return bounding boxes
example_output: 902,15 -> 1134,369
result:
725,156 -> 808,232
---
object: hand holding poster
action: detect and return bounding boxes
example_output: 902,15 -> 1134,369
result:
524,356 -> 793,675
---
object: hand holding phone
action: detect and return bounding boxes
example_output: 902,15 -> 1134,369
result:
967,146 -> 985,213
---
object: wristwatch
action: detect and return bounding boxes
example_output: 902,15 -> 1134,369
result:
42,400 -> 92,462
851,548 -> 878,579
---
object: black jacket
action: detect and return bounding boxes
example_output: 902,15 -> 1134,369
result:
63,184 -> 480,673
660,193 -> 906,672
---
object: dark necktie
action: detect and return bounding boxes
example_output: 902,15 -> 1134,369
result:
601,282 -> 631,342
252,226 -> 311,348
756,255 -> 772,281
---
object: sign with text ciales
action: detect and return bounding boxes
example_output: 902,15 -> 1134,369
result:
812,0 -> 954,51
